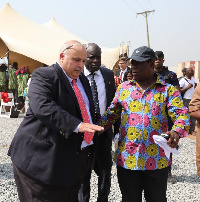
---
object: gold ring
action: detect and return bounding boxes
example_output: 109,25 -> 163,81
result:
174,139 -> 176,142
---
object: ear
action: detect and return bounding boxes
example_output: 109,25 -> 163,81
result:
60,52 -> 66,63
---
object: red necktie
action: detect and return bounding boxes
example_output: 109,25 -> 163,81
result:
72,79 -> 93,144
119,71 -> 123,80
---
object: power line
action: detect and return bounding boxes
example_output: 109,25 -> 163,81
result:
122,0 -> 137,13
137,10 -> 155,47
128,17 -> 145,46
147,0 -> 154,10
125,18 -> 137,41
135,0 -> 146,11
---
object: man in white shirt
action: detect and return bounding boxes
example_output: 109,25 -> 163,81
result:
79,43 -> 120,202
179,67 -> 196,134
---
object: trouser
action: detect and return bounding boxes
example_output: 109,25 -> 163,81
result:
183,98 -> 196,133
18,96 -> 24,110
13,146 -> 93,202
10,89 -> 18,104
196,122 -> 200,176
79,138 -> 112,202
168,153 -> 173,175
117,166 -> 168,202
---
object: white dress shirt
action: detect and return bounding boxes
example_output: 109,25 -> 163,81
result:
58,62 -> 94,148
120,67 -> 128,81
84,67 -> 107,116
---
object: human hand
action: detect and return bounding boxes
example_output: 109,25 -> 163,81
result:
187,83 -> 193,89
78,123 -> 104,133
166,131 -> 179,148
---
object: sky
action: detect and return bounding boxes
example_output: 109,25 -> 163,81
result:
0,0 -> 200,69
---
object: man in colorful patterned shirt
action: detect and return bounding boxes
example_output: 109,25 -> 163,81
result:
99,46 -> 190,202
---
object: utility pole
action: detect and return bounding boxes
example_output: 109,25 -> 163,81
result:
137,10 -> 155,47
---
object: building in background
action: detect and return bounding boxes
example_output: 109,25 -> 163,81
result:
168,66 -> 178,74
177,61 -> 200,83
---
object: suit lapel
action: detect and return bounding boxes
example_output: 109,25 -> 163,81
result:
53,63 -> 81,115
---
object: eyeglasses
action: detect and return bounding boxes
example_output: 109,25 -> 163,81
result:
62,43 -> 88,52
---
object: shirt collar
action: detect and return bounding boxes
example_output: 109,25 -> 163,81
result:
131,74 -> 167,86
121,67 -> 128,74
84,66 -> 101,76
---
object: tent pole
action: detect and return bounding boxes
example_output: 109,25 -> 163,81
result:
7,48 -> 9,65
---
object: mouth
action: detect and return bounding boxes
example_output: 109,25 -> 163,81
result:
132,71 -> 139,75
92,64 -> 100,68
74,68 -> 82,73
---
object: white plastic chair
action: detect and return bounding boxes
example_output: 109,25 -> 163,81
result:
0,93 -> 15,116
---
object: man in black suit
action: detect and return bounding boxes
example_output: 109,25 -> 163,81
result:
79,43 -> 119,202
8,40 -> 104,202
115,57 -> 130,81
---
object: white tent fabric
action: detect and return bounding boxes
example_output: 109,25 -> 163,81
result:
42,18 -> 88,44
0,3 -> 127,72
42,18 -> 127,70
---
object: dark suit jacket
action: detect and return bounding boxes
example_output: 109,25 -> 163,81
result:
115,68 -> 121,77
83,67 -> 119,169
8,63 -> 95,187
115,67 -> 130,77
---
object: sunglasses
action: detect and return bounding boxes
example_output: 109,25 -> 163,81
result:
62,43 -> 88,52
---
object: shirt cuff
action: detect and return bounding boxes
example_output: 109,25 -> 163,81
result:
74,122 -> 82,133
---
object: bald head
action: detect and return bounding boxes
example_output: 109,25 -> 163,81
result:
60,40 -> 86,57
85,43 -> 101,73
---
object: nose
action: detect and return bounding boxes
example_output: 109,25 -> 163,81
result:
93,57 -> 100,63
79,60 -> 85,68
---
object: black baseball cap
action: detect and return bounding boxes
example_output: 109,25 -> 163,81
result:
127,46 -> 156,62
155,51 -> 164,58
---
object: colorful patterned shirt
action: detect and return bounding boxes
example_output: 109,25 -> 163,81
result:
8,68 -> 18,89
17,74 -> 29,96
0,71 -> 6,92
100,76 -> 190,171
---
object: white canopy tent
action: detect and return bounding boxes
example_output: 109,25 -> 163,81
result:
0,3 -> 127,72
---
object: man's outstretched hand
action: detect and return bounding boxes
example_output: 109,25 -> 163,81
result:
78,123 -> 104,133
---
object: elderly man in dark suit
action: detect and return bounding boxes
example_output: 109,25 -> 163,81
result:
8,40 -> 104,202
79,43 -> 119,202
